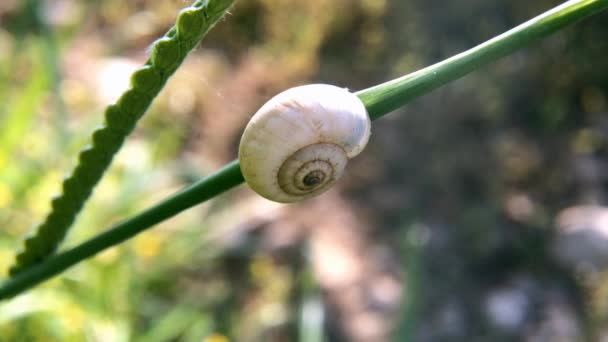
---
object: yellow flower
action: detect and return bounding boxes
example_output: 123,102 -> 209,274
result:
203,333 -> 229,342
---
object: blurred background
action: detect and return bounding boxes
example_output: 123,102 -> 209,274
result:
0,0 -> 607,341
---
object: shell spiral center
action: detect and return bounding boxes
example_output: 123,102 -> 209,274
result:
278,143 -> 348,198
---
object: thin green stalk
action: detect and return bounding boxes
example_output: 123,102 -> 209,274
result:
1,0 -> 606,300
359,0 -> 608,119
0,161 -> 244,299
392,224 -> 424,341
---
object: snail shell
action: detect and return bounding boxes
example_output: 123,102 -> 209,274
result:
238,84 -> 371,203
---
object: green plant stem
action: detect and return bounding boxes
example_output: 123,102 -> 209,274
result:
359,0 -> 608,119
0,161 -> 244,299
1,0 -> 606,300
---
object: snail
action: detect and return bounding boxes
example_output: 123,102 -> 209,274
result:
238,84 -> 371,203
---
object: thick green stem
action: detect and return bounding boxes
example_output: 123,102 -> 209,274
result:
1,0 -> 606,300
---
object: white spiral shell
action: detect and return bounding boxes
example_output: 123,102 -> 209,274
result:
238,84 -> 371,203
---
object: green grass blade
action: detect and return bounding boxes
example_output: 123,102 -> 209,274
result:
9,0 -> 237,275
0,40 -> 50,167
1,0 -> 606,299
